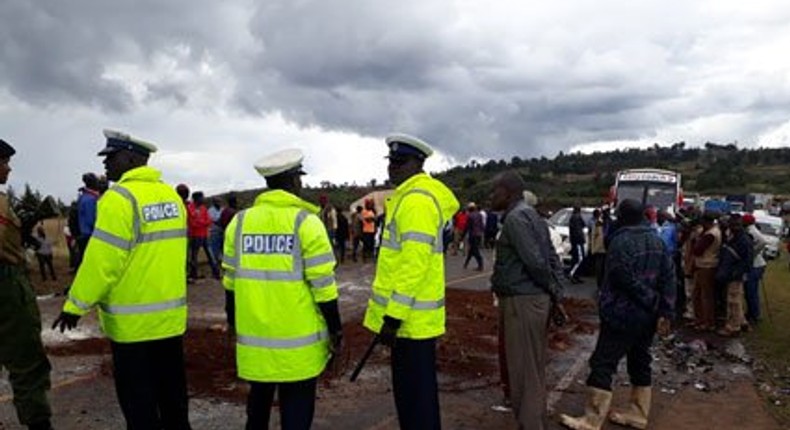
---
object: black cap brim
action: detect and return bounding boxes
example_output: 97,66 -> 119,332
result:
97,147 -> 121,156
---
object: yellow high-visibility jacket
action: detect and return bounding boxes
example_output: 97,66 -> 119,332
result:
363,172 -> 459,339
63,166 -> 188,343
222,189 -> 338,382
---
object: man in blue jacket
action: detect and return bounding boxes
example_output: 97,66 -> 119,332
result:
560,199 -> 675,430
76,172 -> 101,267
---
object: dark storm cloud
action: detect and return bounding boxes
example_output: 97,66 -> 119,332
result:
2,0 -> 790,167
0,0 -> 234,110
231,0 -> 701,159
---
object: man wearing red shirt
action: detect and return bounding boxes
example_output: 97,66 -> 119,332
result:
188,191 -> 220,280
451,208 -> 469,256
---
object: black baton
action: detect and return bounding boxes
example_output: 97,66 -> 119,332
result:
349,335 -> 379,382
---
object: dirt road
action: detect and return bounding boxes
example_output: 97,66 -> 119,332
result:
1,250 -> 783,429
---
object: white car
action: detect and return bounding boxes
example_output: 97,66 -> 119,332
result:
754,213 -> 784,260
547,207 -> 596,264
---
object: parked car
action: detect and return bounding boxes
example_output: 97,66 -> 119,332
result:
547,207 -> 595,264
754,212 -> 784,260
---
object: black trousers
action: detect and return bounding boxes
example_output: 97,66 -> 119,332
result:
673,251 -> 686,322
392,338 -> 441,430
586,323 -> 655,391
246,378 -> 317,430
464,236 -> 483,269
352,236 -> 362,261
110,336 -> 191,430
36,254 -> 56,281
362,233 -> 375,260
76,236 -> 90,269
336,238 -> 347,263
592,253 -> 606,289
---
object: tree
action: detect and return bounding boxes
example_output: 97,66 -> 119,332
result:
19,183 -> 42,210
462,176 -> 477,190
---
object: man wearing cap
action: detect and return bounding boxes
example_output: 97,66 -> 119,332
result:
0,139 -> 53,430
363,134 -> 460,430
53,130 -> 191,429
222,148 -> 342,429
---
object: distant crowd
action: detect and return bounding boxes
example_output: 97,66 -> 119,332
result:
574,203 -> 775,337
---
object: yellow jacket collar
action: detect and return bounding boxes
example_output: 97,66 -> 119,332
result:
254,189 -> 319,214
391,172 -> 460,223
118,166 -> 162,184
393,172 -> 430,195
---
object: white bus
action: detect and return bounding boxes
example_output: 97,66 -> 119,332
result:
612,168 -> 682,213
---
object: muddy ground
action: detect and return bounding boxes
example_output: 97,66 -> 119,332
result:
1,250 -> 785,429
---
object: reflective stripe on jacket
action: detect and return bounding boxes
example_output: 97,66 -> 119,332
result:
63,166 -> 188,343
222,189 -> 338,382
363,173 -> 459,339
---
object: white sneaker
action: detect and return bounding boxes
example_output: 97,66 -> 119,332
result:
491,398 -> 512,413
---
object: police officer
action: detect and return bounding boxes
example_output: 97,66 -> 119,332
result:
222,148 -> 342,430
363,134 -> 460,430
0,139 -> 53,430
53,130 -> 191,430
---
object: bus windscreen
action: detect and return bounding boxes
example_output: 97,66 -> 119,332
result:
617,182 -> 677,211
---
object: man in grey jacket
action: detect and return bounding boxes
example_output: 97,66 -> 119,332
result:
490,171 -> 565,430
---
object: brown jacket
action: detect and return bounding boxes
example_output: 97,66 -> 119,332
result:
0,193 -> 25,266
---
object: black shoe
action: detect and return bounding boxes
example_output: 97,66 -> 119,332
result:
571,277 -> 583,284
27,420 -> 53,430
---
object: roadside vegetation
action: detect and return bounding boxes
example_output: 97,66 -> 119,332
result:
225,141 -> 790,212
746,251 -> 790,427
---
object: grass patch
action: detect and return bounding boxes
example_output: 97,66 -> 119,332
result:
745,251 -> 790,426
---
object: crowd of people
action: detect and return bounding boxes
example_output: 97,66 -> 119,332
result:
0,128 -> 781,430
311,193 -> 504,273
579,203 -> 770,337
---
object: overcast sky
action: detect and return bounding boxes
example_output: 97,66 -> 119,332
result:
2,0 -> 790,201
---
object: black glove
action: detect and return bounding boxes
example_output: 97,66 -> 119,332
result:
378,316 -> 402,348
329,331 -> 343,355
224,290 -> 235,328
318,300 -> 342,333
52,312 -> 80,333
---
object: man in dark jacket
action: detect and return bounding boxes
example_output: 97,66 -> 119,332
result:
490,171 -> 565,430
560,199 -> 675,430
569,206 -> 586,283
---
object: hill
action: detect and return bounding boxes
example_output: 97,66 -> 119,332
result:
216,142 -> 790,212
